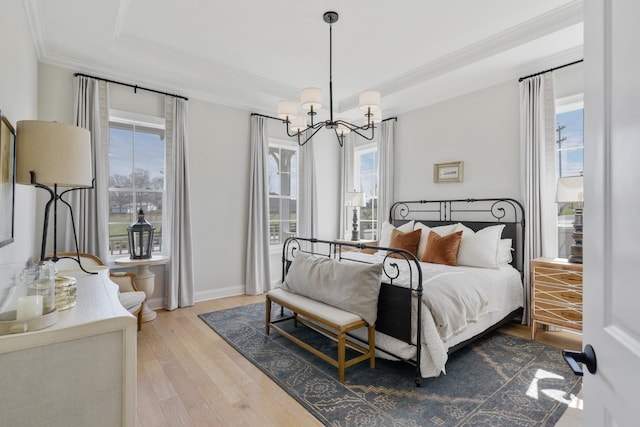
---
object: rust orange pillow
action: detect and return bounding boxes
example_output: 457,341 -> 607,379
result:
388,228 -> 422,258
420,230 -> 463,266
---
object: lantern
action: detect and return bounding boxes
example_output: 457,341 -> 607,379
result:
127,209 -> 155,259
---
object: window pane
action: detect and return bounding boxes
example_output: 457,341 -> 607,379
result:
109,119 -> 166,258
109,125 -> 133,187
109,191 -> 133,223
268,151 -> 280,195
269,197 -> 279,219
269,222 -> 280,244
128,127 -> 165,190
555,106 -> 584,258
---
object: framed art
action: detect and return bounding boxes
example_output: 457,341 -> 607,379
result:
434,161 -> 463,183
0,111 -> 16,247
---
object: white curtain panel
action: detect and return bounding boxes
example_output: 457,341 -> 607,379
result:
377,119 -> 395,229
164,96 -> 195,309
298,129 -> 318,241
519,72 -> 558,325
245,116 -> 271,295
339,134 -> 355,239
67,76 -> 110,261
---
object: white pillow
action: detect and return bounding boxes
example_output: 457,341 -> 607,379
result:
456,224 -> 505,269
282,252 -> 383,325
378,220 -> 414,248
497,238 -> 513,265
414,222 -> 460,260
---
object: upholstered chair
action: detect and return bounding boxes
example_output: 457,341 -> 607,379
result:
49,253 -> 145,331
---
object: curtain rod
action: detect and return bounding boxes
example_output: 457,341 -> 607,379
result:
74,72 -> 188,101
250,113 -> 398,123
518,59 -> 583,82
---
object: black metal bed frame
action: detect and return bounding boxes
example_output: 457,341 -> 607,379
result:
281,198 -> 525,386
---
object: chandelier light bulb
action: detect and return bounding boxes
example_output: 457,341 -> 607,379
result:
277,100 -> 297,120
290,116 -> 308,133
301,87 -> 323,112
358,91 -> 381,112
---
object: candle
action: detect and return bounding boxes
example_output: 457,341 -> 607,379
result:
16,295 -> 43,321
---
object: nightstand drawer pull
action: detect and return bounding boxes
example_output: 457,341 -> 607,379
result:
562,344 -> 597,376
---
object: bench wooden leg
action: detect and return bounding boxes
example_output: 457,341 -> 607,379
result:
368,325 -> 376,368
338,330 -> 346,383
265,297 -> 271,335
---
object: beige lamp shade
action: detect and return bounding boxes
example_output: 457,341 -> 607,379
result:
277,100 -> 297,120
556,176 -> 584,203
358,90 -> 381,112
345,191 -> 366,207
16,121 -> 92,187
300,87 -> 322,111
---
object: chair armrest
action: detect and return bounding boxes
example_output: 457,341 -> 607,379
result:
109,272 -> 139,293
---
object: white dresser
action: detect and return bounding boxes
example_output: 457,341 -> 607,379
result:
0,267 -> 137,427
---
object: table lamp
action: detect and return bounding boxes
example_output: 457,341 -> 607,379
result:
15,121 -> 94,271
345,191 -> 366,241
556,176 -> 584,263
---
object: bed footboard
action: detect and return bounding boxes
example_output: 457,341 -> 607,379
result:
281,237 -> 424,385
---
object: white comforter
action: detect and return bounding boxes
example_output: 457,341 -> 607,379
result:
344,252 -> 524,378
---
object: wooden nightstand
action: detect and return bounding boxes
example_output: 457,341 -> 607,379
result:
530,257 -> 583,340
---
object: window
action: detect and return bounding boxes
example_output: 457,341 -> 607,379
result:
555,96 -> 584,258
108,112 -> 165,258
352,143 -> 379,240
268,140 -> 298,246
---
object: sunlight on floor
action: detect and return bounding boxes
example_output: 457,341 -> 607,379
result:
526,368 -> 583,410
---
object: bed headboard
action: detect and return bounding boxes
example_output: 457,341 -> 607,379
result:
389,198 -> 525,275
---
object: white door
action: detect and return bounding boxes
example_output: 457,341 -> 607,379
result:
583,0 -> 640,425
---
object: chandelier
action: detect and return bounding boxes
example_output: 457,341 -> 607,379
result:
277,11 -> 382,147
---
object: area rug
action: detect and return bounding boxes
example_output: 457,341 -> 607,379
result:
199,303 -> 581,426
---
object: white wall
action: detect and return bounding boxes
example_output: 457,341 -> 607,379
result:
395,81 -> 521,202
0,1 -> 40,291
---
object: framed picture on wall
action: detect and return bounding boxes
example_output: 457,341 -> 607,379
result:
434,161 -> 464,183
0,112 -> 16,247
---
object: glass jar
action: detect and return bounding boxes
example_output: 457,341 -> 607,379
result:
25,261 -> 56,315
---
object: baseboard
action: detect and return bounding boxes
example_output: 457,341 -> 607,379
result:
145,284 -> 245,310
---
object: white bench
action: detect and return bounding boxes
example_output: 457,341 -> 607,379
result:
266,288 -> 376,383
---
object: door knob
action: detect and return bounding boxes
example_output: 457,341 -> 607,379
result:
562,344 -> 597,376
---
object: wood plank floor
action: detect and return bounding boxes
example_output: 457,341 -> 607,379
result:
136,295 -> 582,427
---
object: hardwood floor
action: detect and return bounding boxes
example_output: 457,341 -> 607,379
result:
136,295 -> 582,427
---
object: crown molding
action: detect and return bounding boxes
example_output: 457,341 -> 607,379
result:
23,0 -> 47,59
338,0 -> 584,112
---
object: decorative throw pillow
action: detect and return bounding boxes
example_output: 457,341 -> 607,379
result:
420,230 -> 463,266
387,228 -> 422,258
282,252 -> 383,325
497,238 -> 513,265
414,222 -> 460,259
456,224 -> 506,269
378,220 -> 415,248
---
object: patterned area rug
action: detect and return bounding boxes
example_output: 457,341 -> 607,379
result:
199,303 -> 582,426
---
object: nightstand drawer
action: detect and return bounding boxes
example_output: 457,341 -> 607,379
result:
533,283 -> 582,305
532,266 -> 582,286
532,300 -> 582,327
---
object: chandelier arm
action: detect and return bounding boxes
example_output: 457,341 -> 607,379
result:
348,125 -> 376,141
333,129 -> 345,147
298,124 -> 326,146
335,119 -> 374,132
